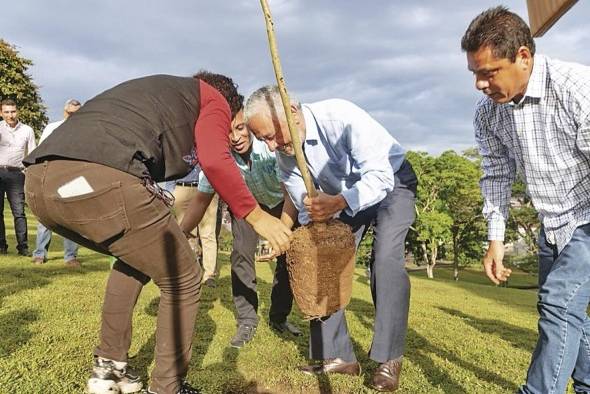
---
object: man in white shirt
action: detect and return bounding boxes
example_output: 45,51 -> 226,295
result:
32,99 -> 82,267
0,99 -> 36,256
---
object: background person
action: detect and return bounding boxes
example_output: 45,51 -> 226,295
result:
173,165 -> 221,287
32,99 -> 82,267
0,98 -> 36,256
462,7 -> 590,393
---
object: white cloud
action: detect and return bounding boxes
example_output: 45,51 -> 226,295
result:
4,0 -> 590,151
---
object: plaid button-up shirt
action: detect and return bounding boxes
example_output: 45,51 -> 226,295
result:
198,138 -> 283,209
475,54 -> 590,252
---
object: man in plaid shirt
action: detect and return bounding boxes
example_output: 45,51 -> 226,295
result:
462,6 -> 590,394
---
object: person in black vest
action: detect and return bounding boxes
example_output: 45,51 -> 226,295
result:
23,72 -> 292,394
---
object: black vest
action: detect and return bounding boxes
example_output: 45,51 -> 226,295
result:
24,74 -> 201,181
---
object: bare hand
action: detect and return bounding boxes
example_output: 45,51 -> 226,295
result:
303,192 -> 347,223
245,205 -> 292,255
483,240 -> 512,285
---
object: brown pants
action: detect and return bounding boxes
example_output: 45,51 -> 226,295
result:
25,160 -> 202,394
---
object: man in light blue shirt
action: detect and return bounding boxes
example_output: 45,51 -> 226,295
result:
245,86 -> 417,392
188,109 -> 301,348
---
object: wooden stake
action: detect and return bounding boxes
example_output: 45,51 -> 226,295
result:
259,0 -> 317,198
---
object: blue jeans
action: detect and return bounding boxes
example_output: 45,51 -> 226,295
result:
519,225 -> 590,394
33,222 -> 79,261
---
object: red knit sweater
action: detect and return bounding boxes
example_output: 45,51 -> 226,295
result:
195,80 -> 257,218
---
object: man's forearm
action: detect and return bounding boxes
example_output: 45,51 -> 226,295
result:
280,196 -> 298,229
279,183 -> 297,228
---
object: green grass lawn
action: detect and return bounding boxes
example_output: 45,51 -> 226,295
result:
0,207 -> 573,393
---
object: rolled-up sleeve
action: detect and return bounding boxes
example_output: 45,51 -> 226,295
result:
196,170 -> 215,194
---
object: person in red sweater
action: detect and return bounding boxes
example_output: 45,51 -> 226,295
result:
24,71 -> 291,394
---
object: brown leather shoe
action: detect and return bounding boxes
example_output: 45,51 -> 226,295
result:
299,358 -> 361,376
65,259 -> 81,268
371,358 -> 403,392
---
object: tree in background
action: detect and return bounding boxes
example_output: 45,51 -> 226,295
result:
0,39 -> 47,135
407,149 -> 538,280
406,151 -> 453,278
437,150 -> 485,281
508,179 -> 540,255
504,178 -> 540,273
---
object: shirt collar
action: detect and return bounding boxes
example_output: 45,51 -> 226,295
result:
522,54 -> 546,100
302,104 -> 319,144
0,120 -> 21,131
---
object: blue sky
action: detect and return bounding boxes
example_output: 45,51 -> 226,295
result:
3,0 -> 589,153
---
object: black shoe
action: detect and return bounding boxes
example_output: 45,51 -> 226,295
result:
204,278 -> 217,288
17,249 -> 31,257
270,320 -> 302,336
230,324 -> 256,348
178,382 -> 200,394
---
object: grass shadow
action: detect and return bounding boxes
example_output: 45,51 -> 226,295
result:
437,307 -> 537,352
206,346 -> 273,393
406,328 -> 518,392
255,262 -> 308,358
0,308 -> 39,357
408,267 -> 539,317
0,259 -> 109,308
350,296 -> 519,392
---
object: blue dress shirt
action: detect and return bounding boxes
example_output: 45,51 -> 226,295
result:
278,99 -> 406,225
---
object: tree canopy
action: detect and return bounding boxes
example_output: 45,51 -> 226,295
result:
405,149 -> 538,279
0,39 -> 47,134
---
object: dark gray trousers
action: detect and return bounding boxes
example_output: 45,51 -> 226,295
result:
230,201 -> 294,326
309,161 -> 417,363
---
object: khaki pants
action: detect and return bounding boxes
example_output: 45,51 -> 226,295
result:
173,186 -> 219,280
25,160 -> 202,394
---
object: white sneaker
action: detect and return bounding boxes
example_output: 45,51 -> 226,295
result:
87,356 -> 143,394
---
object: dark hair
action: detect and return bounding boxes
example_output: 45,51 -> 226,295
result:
461,6 -> 535,62
193,70 -> 243,119
1,98 -> 17,108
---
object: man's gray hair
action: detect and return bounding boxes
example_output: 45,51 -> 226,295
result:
244,85 -> 301,122
64,99 -> 81,109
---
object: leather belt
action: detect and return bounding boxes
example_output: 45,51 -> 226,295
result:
176,181 -> 198,187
